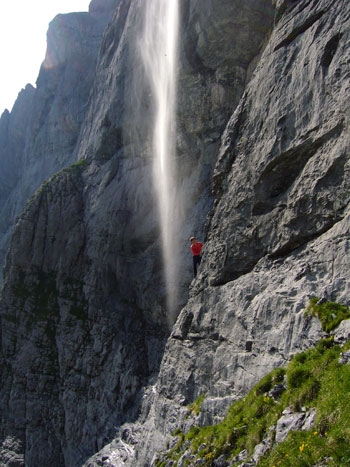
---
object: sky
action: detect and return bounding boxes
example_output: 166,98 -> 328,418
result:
0,0 -> 91,115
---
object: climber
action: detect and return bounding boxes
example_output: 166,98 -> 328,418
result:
190,236 -> 203,277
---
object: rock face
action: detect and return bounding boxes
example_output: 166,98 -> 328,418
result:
131,0 -> 349,464
0,86 -> 36,277
0,1 -> 117,282
0,0 -> 349,466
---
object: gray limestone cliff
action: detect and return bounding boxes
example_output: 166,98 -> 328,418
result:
0,0 -> 117,282
118,1 -> 350,464
0,0 -> 349,466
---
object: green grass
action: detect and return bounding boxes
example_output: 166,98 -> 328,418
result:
188,393 -> 206,416
159,334 -> 350,467
306,297 -> 350,333
258,340 -> 350,466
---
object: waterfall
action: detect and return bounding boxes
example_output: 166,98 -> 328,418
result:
140,0 -> 181,319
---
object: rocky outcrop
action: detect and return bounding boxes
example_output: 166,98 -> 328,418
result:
0,0 -> 349,466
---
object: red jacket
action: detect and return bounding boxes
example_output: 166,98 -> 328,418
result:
191,241 -> 203,256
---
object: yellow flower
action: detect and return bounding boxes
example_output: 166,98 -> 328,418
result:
314,431 -> 318,435
299,443 -> 305,452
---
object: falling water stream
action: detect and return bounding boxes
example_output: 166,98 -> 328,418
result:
141,0 -> 180,318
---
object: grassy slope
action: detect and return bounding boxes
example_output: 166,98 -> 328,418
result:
157,301 -> 350,467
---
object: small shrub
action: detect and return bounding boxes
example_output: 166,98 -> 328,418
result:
299,379 -> 321,404
316,336 -> 335,352
187,426 -> 200,440
255,374 -> 273,395
254,396 -> 274,419
287,367 -> 312,389
294,352 -> 307,364
274,367 -> 286,383
306,298 -> 350,333
189,393 -> 206,415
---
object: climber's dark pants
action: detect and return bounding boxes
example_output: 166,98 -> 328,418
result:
193,255 -> 201,277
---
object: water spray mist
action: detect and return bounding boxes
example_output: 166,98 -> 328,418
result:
141,0 -> 180,319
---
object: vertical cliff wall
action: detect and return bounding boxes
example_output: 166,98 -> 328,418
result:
128,0 -> 350,464
0,0 -> 274,464
0,0 -> 117,283
0,0 -> 349,466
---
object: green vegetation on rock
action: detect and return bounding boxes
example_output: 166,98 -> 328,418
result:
158,328 -> 350,466
306,297 -> 350,333
188,394 -> 206,416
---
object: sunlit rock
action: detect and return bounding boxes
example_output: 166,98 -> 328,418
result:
0,0 -> 348,465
